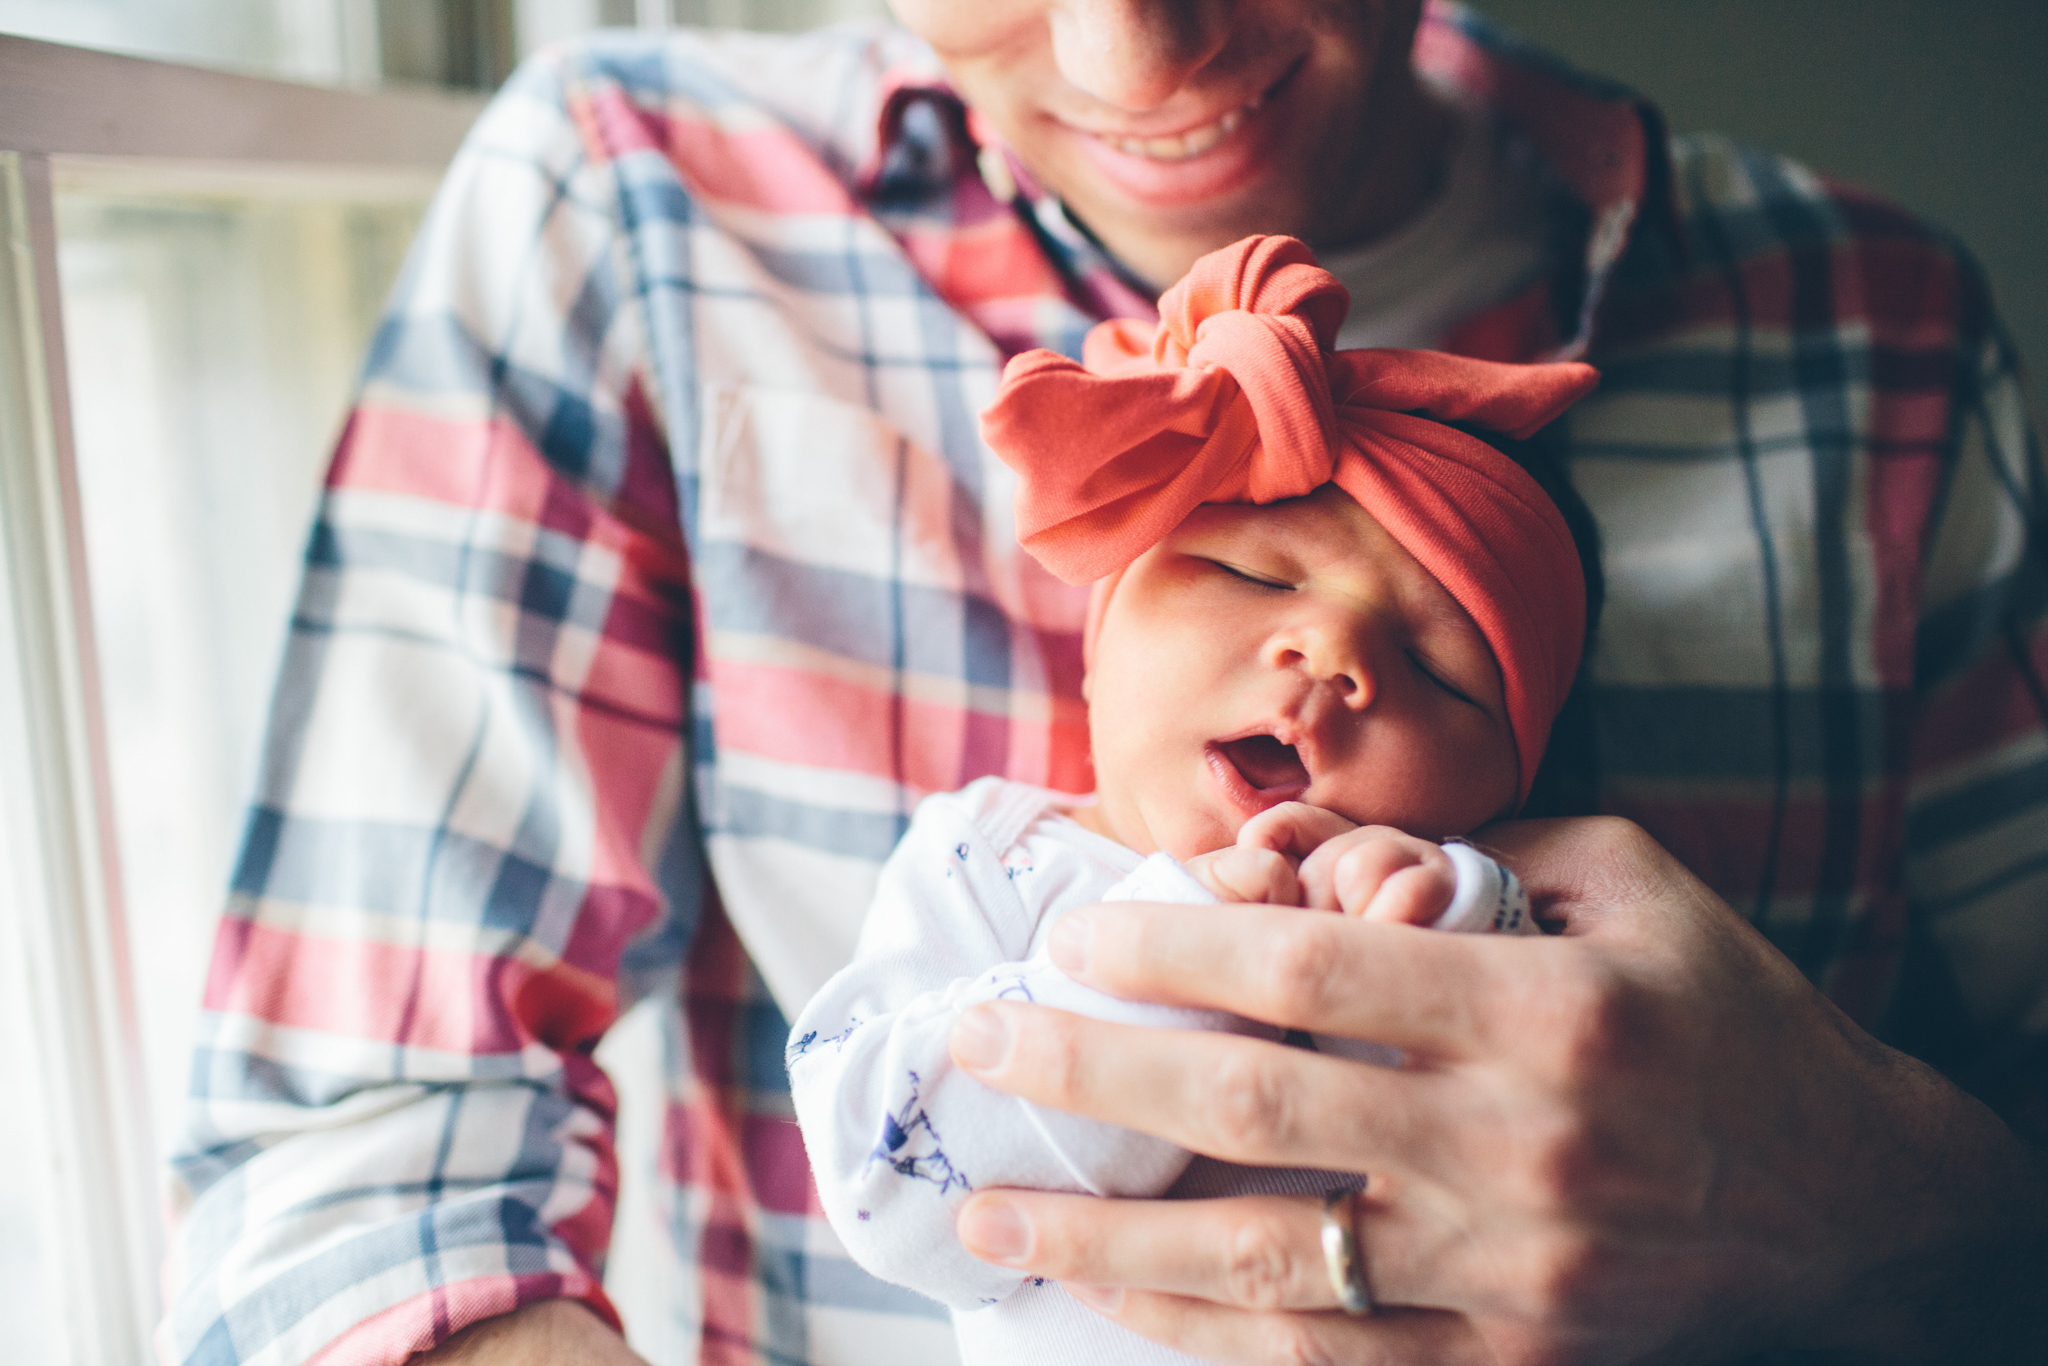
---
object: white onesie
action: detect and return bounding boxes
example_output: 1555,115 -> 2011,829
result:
787,777 -> 1533,1366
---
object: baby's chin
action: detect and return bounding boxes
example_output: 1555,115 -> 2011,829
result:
1076,789 -> 1220,861
1140,808 -> 1243,864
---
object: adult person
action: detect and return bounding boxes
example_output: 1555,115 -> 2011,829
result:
158,1 -> 2047,1364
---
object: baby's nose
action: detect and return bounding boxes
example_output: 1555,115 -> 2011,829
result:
1313,642 -> 1372,708
1267,616 -> 1378,709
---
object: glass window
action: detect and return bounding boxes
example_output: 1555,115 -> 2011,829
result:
0,0 -> 891,90
0,849 -> 65,1364
0,0 -> 381,85
56,170 -> 430,1159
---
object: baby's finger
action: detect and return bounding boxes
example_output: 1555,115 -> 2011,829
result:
1195,845 -> 1303,906
1357,860 -> 1458,925
1298,829 -> 1438,912
1236,802 -> 1356,861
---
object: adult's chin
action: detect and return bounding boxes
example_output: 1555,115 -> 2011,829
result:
1032,144 -> 1324,290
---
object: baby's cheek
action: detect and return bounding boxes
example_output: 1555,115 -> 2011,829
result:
1324,746 -> 1503,842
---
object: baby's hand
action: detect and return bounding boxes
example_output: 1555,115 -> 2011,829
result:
1185,803 -> 1357,905
1297,826 -> 1458,923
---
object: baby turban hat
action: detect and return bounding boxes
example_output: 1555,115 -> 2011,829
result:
981,235 -> 1600,804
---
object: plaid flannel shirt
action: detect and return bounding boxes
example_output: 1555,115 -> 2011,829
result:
160,4 -> 2048,1362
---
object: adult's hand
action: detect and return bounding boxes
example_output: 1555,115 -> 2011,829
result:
411,1299 -> 647,1364
945,817 -> 2048,1363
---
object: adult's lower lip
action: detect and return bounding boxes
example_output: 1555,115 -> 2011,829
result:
1066,61 -> 1302,210
1203,740 -> 1311,820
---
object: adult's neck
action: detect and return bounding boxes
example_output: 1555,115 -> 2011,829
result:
1076,63 -> 1458,293
1308,67 -> 1458,260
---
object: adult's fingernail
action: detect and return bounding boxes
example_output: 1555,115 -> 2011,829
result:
958,1198 -> 1033,1263
1065,1283 -> 1125,1314
1048,910 -> 1093,974
951,1005 -> 1012,1071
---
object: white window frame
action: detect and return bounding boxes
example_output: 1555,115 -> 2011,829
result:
0,33 -> 482,1361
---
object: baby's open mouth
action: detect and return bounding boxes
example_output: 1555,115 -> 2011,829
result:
1216,734 -> 1310,794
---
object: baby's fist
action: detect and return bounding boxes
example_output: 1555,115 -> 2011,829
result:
1298,827 -> 1457,923
1184,843 -> 1301,905
1185,803 -> 1360,905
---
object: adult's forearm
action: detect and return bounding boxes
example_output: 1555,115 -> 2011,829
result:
412,1300 -> 646,1365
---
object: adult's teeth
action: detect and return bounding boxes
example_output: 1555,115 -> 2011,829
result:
1100,98 -> 1256,162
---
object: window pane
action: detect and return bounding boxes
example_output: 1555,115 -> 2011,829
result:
54,176 -> 427,1163
0,861 -> 66,1362
1,0 -> 895,91
666,0 -> 885,31
0,0 -> 380,86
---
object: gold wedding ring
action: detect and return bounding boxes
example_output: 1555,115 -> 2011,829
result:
1320,1186 -> 1374,1315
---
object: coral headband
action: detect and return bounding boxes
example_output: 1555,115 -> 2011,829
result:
981,235 -> 1599,803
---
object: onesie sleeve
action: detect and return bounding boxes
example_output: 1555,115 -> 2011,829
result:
787,796 -> 1240,1310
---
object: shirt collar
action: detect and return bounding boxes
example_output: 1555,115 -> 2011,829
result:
1413,1 -> 1689,356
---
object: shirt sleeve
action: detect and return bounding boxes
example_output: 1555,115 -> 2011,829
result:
1895,272 -> 2048,1141
787,798 -> 1234,1311
157,48 -> 696,1365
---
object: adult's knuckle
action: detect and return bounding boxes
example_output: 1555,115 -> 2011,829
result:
1579,814 -> 1655,861
1255,918 -> 1343,1015
1575,815 -> 1687,903
1221,1211 -> 1308,1310
1514,1109 -> 1602,1210
1025,1009 -> 1090,1103
1206,1049 -> 1293,1153
1530,959 -> 1637,1079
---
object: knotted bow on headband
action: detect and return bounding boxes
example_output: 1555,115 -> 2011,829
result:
981,235 -> 1600,803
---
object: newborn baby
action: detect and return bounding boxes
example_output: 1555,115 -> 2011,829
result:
788,235 -> 1600,1365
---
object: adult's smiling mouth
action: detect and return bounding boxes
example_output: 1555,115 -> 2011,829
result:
1207,733 -> 1311,813
1083,86 -> 1269,162
1061,57 -> 1307,198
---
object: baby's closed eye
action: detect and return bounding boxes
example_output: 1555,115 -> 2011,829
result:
1205,557 -> 1292,590
1405,648 -> 1487,709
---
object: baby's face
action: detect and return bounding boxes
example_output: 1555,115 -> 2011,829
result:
1084,484 -> 1519,860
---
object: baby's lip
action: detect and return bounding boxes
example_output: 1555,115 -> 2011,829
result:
1206,729 -> 1313,816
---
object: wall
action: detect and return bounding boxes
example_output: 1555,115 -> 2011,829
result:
1476,0 -> 2046,412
